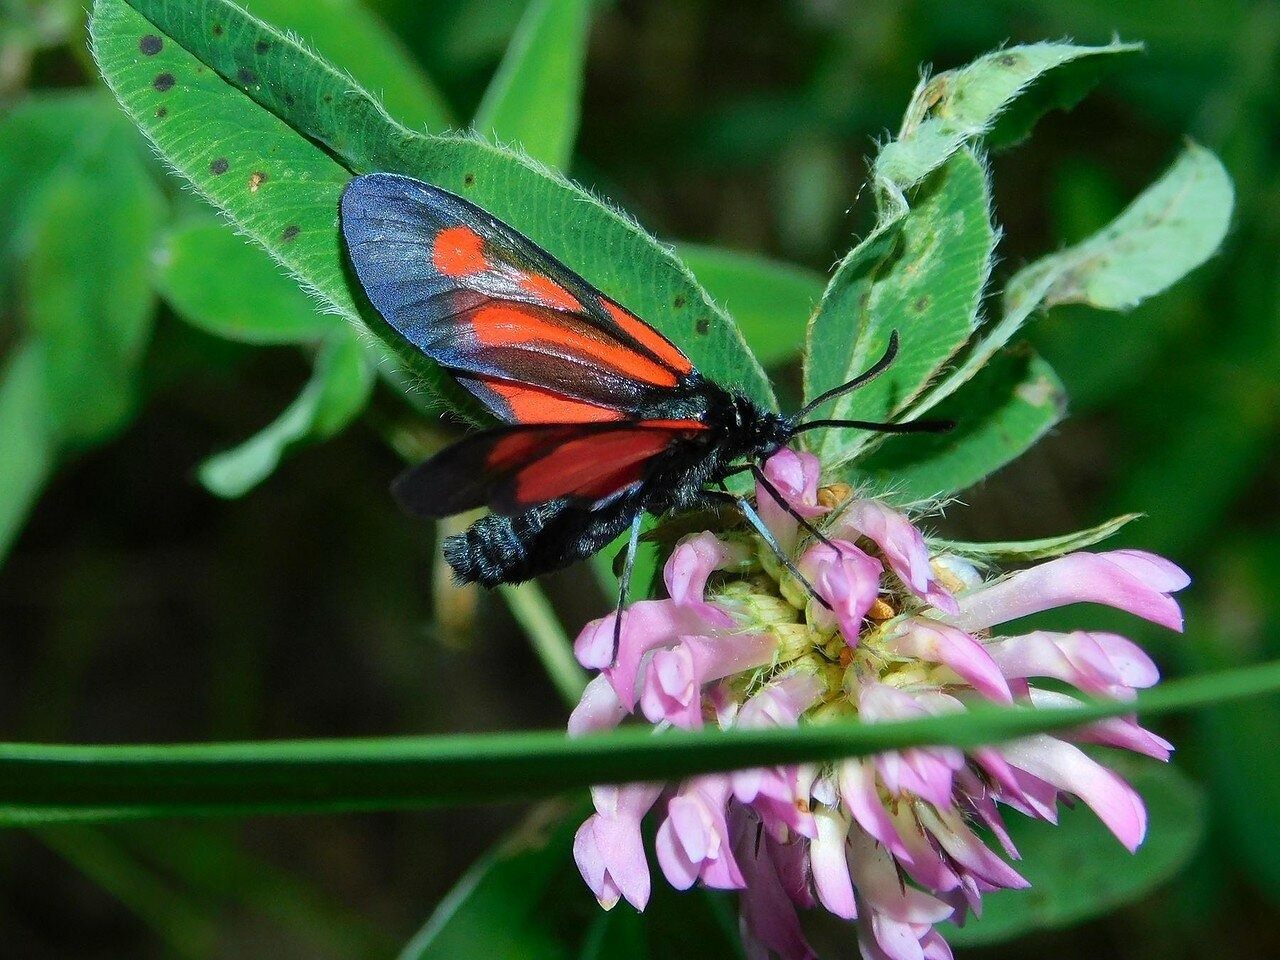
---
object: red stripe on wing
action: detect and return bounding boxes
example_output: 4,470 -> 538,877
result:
462,375 -> 626,423
635,418 -> 706,430
506,428 -> 685,505
486,428 -> 557,469
393,421 -> 708,519
600,299 -> 694,376
469,303 -> 680,388
519,273 -> 582,311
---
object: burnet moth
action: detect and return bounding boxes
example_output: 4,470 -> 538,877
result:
340,174 -> 950,656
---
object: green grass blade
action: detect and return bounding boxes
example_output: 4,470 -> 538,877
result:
498,583 -> 588,708
472,0 -> 590,169
0,660 -> 1277,825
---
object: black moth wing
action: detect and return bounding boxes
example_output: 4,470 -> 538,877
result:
393,419 -> 713,519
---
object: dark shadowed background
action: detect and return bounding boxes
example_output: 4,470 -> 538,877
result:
1,0 -> 1278,956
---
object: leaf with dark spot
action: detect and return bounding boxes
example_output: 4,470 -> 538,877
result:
677,243 -> 824,368
90,0 -> 773,418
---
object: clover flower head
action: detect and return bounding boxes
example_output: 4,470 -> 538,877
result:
568,448 -> 1187,959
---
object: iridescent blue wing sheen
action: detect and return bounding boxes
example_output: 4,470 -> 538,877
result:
340,173 -> 697,423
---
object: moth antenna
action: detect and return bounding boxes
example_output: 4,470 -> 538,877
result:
792,331 -> 901,422
791,418 -> 956,436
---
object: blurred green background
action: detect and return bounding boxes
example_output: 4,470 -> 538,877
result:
1,0 -> 1278,956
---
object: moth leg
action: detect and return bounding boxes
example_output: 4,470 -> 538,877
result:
750,463 -> 835,549
710,485 -> 833,611
612,510 -> 645,665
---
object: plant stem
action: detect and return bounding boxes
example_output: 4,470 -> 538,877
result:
498,583 -> 587,707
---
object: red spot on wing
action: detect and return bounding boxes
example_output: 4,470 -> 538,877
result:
601,299 -> 694,375
433,225 -> 488,277
474,376 -> 624,423
520,273 -> 582,311
470,304 -> 679,387
513,429 -> 677,504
